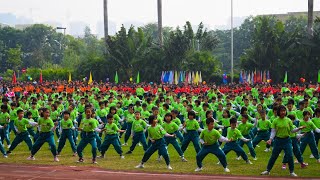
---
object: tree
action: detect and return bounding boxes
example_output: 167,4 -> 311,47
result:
6,46 -> 22,72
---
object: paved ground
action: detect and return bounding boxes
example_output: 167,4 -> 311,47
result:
0,164 -> 316,180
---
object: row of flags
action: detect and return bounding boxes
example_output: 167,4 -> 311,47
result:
238,70 -> 271,84
161,71 -> 203,85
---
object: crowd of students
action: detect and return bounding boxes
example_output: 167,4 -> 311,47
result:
0,82 -> 319,177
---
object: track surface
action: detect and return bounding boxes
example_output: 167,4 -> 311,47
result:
0,163 -> 316,180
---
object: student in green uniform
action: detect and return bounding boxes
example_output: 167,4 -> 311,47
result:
0,124 -> 7,157
77,108 -> 102,164
195,117 -> 230,172
171,110 -> 183,142
0,105 -> 10,147
252,110 -> 271,151
135,115 -> 175,170
57,111 -> 77,156
222,118 -> 252,164
123,105 -> 135,146
181,111 -> 202,154
312,108 -> 320,147
7,110 -> 37,155
25,111 -> 36,139
99,114 -> 125,159
28,108 -> 59,162
126,111 -> 148,154
261,105 -> 299,177
299,111 -> 320,162
162,113 -> 187,162
220,109 -> 231,138
236,114 -> 257,160
282,114 -> 308,170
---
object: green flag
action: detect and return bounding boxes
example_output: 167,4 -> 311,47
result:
283,71 -> 287,83
136,71 -> 140,83
115,71 -> 118,84
318,70 -> 320,83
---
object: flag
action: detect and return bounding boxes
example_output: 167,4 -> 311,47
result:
199,71 -> 202,83
194,71 -> 199,85
136,71 -> 140,83
88,71 -> 93,84
179,71 -> 183,83
247,71 -> 251,84
12,71 -> 17,84
239,71 -> 243,83
188,72 -> 192,84
115,71 -> 118,84
169,71 -> 174,84
174,71 -> 178,84
161,71 -> 164,83
263,70 -> 266,82
39,70 -> 43,83
253,69 -> 257,84
318,70 -> 320,83
222,73 -> 228,84
267,70 -> 270,80
251,71 -> 254,85
283,71 -> 287,83
68,72 -> 72,83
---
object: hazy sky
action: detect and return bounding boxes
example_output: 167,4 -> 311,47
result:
1,0 -> 320,34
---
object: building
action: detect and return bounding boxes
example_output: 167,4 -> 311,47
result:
262,11 -> 320,21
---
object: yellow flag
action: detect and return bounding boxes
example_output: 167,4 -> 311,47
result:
88,71 -> 93,84
68,72 -> 72,83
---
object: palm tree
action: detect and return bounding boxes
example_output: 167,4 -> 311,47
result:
103,0 -> 108,43
157,0 -> 163,47
307,0 -> 313,38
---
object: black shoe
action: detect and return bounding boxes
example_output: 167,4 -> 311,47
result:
126,151 -> 132,154
6,151 -> 11,155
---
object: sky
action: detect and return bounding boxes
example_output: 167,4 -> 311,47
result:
0,0 -> 320,36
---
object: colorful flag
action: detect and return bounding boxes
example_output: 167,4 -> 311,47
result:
194,71 -> 199,85
88,71 -> 93,84
174,71 -> 178,84
267,70 -> 270,80
283,71 -> 287,83
115,71 -> 118,84
263,70 -> 266,82
12,71 -> 17,84
136,71 -> 140,83
199,71 -> 202,83
161,71 -> 164,83
39,70 -> 43,83
247,71 -> 251,84
188,72 -> 192,84
68,72 -> 72,83
318,70 -> 320,83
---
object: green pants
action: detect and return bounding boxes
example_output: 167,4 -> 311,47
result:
196,142 -> 227,168
101,134 -> 122,156
266,137 -> 294,173
142,138 -> 170,165
0,125 -> 10,145
0,140 -> 6,155
9,131 -> 33,151
77,132 -> 97,159
57,129 -> 77,153
283,137 -> 303,164
315,132 -> 320,146
252,131 -> 271,148
130,132 -> 148,152
300,132 -> 319,159
223,141 -> 248,161
181,130 -> 200,153
31,132 -> 57,156
237,135 -> 256,158
164,136 -> 183,156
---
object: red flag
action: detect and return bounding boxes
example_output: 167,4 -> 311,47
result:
40,71 -> 43,83
254,69 -> 257,84
12,71 -> 17,84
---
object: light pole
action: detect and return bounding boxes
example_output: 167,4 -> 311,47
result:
231,0 -> 234,83
56,27 -> 66,64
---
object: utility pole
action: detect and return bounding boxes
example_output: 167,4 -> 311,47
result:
157,0 -> 163,47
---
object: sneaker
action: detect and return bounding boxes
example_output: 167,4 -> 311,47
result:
294,160 -> 299,164
167,165 -> 173,170
54,156 -> 59,162
27,156 -> 35,160
77,158 -> 84,163
97,155 -> 105,159
157,156 -> 162,162
6,151 -> 11,155
194,167 -> 203,172
224,168 -> 230,172
317,159 -> 320,163
253,157 -> 258,161
181,157 -> 188,162
92,159 -> 97,164
246,160 -> 253,164
309,154 -> 314,159
73,152 -> 77,157
7,145 -> 11,149
300,162 -> 308,168
122,143 -> 128,146
264,148 -> 270,152
236,156 -> 241,160
138,143 -> 142,146
120,155 -> 125,159
3,155 -> 8,158
56,153 -> 61,157
135,163 -> 144,168
126,151 -> 132,154
261,171 -> 270,175
282,164 -> 287,170
290,172 -> 298,177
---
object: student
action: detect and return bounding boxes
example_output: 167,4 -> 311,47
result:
312,108 -> 320,148
77,108 -> 103,164
135,115 -> 175,170
99,114 -> 125,159
281,114 -> 308,170
220,109 -> 231,138
7,110 -> 37,155
261,105 -> 300,177
57,111 -> 77,156
126,111 -> 148,154
299,111 -> 320,162
122,105 -> 135,146
195,117 -> 230,172
181,111 -> 202,154
27,108 -> 59,162
162,113 -> 187,162
0,124 -> 7,158
171,110 -> 184,142
222,117 -> 252,164
0,105 -> 10,148
236,114 -> 257,160
252,110 -> 272,152
26,111 -> 36,139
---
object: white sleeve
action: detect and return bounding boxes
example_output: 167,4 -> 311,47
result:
315,128 -> 320,133
219,136 -> 229,142
291,128 -> 300,133
95,128 -> 102,133
197,128 -> 203,132
28,122 -> 38,126
270,128 -> 276,140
